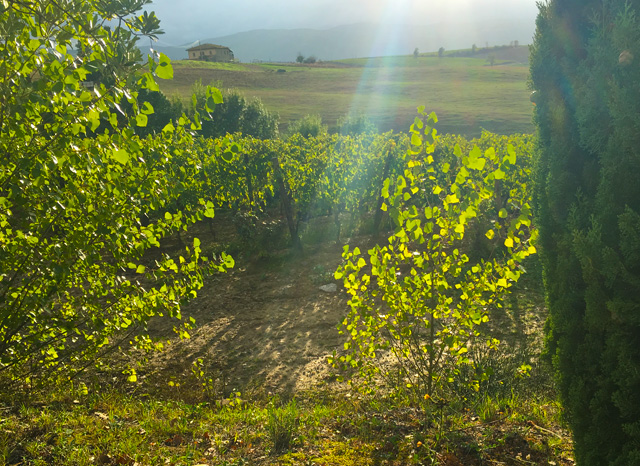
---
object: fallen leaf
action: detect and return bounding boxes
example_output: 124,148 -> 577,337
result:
164,434 -> 185,447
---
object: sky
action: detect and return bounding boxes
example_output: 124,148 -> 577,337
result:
148,0 -> 540,46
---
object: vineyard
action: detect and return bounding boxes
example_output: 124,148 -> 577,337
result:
0,1 -> 578,464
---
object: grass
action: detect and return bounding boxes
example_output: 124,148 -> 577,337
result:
0,263 -> 572,465
160,54 -> 534,137
0,383 -> 573,466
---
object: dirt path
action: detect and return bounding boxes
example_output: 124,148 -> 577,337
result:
147,240 -> 351,394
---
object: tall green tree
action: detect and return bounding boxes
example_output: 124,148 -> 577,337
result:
0,0 -> 232,386
531,1 -> 640,464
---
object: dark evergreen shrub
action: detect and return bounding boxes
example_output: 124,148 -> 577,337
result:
531,1 -> 640,464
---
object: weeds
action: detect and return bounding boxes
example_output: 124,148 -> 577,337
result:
266,397 -> 299,453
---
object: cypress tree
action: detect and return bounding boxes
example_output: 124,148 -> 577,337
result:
531,1 -> 640,464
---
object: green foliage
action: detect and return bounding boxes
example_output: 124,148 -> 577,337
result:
336,112 -> 377,136
287,114 -> 327,139
191,81 -> 278,139
133,88 -> 184,137
531,1 -> 640,464
0,0 -> 232,385
331,109 -> 536,404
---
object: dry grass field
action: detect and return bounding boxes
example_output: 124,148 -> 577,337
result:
159,47 -> 534,137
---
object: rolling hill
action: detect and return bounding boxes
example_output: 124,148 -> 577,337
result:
148,20 -> 535,63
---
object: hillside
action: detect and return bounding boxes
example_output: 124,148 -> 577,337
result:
149,20 -> 535,63
159,53 -> 534,137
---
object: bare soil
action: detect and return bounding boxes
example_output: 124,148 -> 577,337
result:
144,221 -> 354,395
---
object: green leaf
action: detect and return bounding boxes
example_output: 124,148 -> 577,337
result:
499,208 -> 508,218
468,157 -> 486,170
381,178 -> 390,198
156,53 -> 173,79
141,101 -> 154,115
505,144 -> 516,164
112,149 -> 130,165
223,253 -> 235,268
209,87 -> 223,104
136,113 -> 148,127
204,201 -> 215,218
141,72 -> 159,91
445,193 -> 460,204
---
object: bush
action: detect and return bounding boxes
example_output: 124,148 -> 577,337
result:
336,112 -> 376,136
331,110 -> 536,405
286,114 -> 327,139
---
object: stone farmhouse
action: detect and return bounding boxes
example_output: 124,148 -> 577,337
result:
187,43 -> 234,62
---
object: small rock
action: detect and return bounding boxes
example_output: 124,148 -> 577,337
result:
319,283 -> 337,293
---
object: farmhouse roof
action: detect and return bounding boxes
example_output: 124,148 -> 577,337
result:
187,43 -> 231,52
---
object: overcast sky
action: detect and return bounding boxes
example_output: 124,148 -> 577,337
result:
148,0 -> 540,46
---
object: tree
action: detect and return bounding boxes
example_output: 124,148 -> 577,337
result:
0,0 -> 232,386
296,53 -> 305,63
413,47 -> 419,58
487,54 -> 496,66
472,43 -> 478,54
438,47 -> 445,58
191,82 -> 278,139
303,55 -> 317,64
514,39 -> 519,47
531,1 -> 640,464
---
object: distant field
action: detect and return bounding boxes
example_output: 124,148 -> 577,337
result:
160,49 -> 534,137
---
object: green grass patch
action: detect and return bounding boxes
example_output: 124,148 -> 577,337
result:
0,384 -> 572,466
